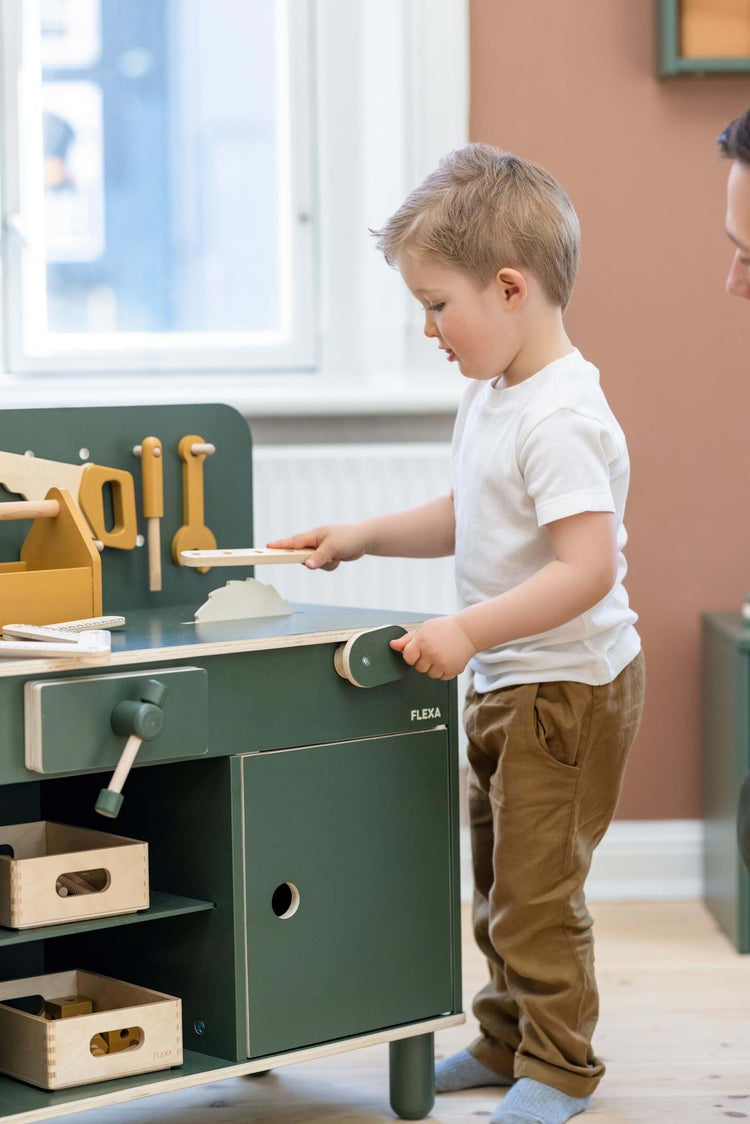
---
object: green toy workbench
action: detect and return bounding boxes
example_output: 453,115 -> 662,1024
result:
0,404 -> 464,1122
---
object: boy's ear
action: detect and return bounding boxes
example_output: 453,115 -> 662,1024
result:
496,267 -> 527,310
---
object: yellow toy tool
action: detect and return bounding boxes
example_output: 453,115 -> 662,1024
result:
171,435 -> 217,573
0,451 -> 138,551
0,489 -> 102,628
134,437 -> 164,591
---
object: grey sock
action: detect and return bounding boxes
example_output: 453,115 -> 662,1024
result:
435,1048 -> 513,1093
491,1077 -> 590,1123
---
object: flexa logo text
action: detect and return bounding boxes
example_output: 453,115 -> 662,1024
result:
410,707 -> 441,721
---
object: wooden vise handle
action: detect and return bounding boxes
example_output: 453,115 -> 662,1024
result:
0,500 -> 60,521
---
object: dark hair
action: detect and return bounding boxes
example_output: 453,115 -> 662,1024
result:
718,108 -> 750,165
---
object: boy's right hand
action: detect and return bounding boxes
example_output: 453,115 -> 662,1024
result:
266,524 -> 367,571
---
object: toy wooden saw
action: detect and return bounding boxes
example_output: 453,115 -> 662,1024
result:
0,451 -> 137,550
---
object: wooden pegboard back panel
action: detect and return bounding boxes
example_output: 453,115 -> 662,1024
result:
0,404 -> 253,613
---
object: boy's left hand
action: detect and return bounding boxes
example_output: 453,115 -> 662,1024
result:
390,615 -> 477,679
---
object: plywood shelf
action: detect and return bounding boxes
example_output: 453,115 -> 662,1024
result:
0,890 -> 213,947
0,1049 -> 235,1122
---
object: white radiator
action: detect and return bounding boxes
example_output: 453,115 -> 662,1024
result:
252,443 -> 457,615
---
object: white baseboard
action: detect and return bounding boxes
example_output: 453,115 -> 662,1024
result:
459,819 -> 704,903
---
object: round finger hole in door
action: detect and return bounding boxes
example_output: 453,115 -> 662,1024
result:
271,882 -> 300,919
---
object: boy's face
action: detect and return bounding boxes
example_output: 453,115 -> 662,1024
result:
397,253 -> 523,380
725,159 -> 750,300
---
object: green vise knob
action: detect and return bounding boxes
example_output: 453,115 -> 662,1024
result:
96,679 -> 169,818
334,625 -> 409,688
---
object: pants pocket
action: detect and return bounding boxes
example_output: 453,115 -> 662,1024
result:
529,680 -> 592,771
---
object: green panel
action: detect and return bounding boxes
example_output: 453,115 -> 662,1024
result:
446,678 -> 463,1015
701,616 -> 750,952
0,404 -> 253,612
0,647 -> 451,787
29,666 -> 208,774
0,779 -> 41,823
0,613 -> 451,787
242,730 -> 456,1058
0,784 -> 46,979
202,645 -> 451,756
0,891 -> 213,948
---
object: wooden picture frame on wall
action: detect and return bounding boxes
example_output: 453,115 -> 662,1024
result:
657,0 -> 750,75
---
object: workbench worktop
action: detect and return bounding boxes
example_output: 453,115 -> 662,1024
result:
0,603 -> 428,678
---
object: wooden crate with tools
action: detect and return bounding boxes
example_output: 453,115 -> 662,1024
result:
0,822 -> 148,930
0,970 -> 181,1090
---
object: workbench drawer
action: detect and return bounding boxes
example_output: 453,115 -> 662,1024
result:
0,821 -> 148,929
24,667 -> 208,775
240,729 -> 455,1057
0,969 -> 181,1089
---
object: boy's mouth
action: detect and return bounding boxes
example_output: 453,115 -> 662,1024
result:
440,346 -> 457,362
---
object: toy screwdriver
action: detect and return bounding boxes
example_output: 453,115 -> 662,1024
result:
134,437 -> 164,591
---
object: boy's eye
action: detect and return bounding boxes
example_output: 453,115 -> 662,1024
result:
426,302 -> 445,312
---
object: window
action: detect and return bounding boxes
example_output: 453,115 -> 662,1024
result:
1,0 -> 316,373
1,0 -> 468,407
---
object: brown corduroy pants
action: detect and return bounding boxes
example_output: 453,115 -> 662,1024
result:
465,649 -> 645,1098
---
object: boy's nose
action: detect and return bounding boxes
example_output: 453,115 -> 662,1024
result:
423,316 -> 439,339
726,254 -> 750,300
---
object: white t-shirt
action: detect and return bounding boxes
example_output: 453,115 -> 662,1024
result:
451,347 -> 641,691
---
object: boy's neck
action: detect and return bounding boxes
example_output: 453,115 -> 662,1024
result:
502,310 -> 574,388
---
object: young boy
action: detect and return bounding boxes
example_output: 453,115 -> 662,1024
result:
268,143 -> 645,1124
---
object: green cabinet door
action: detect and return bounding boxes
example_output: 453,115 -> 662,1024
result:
241,729 -> 456,1058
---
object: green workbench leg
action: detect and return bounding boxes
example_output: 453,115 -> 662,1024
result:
389,1033 -> 435,1120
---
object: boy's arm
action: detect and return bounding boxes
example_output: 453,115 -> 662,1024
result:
267,493 -> 455,569
361,493 -> 455,558
391,511 -> 618,678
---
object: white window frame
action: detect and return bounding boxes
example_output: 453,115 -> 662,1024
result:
0,0 -> 317,374
0,0 -> 468,412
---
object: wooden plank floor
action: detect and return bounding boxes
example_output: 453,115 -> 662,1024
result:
61,901 -> 750,1123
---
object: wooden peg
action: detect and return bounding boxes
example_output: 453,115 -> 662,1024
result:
0,500 -> 59,521
135,437 -> 164,591
190,443 -> 215,457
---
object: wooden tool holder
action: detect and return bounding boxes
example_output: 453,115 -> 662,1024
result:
0,405 -> 254,618
0,489 -> 102,629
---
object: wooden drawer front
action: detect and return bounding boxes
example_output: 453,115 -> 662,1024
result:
204,645 -> 451,757
24,667 -> 208,775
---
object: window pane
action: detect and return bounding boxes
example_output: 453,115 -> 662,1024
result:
39,0 -> 289,338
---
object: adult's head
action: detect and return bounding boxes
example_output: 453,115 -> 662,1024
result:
718,109 -> 750,300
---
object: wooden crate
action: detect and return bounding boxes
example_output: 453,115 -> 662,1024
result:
0,822 -> 148,930
0,969 -> 181,1089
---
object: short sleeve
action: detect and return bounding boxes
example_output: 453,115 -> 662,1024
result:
518,409 -> 617,527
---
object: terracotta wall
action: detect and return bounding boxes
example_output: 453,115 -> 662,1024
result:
470,0 -> 750,818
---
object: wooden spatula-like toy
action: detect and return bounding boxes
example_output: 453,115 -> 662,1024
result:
171,435 -> 217,573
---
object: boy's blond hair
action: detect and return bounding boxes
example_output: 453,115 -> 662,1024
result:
373,143 -> 580,308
